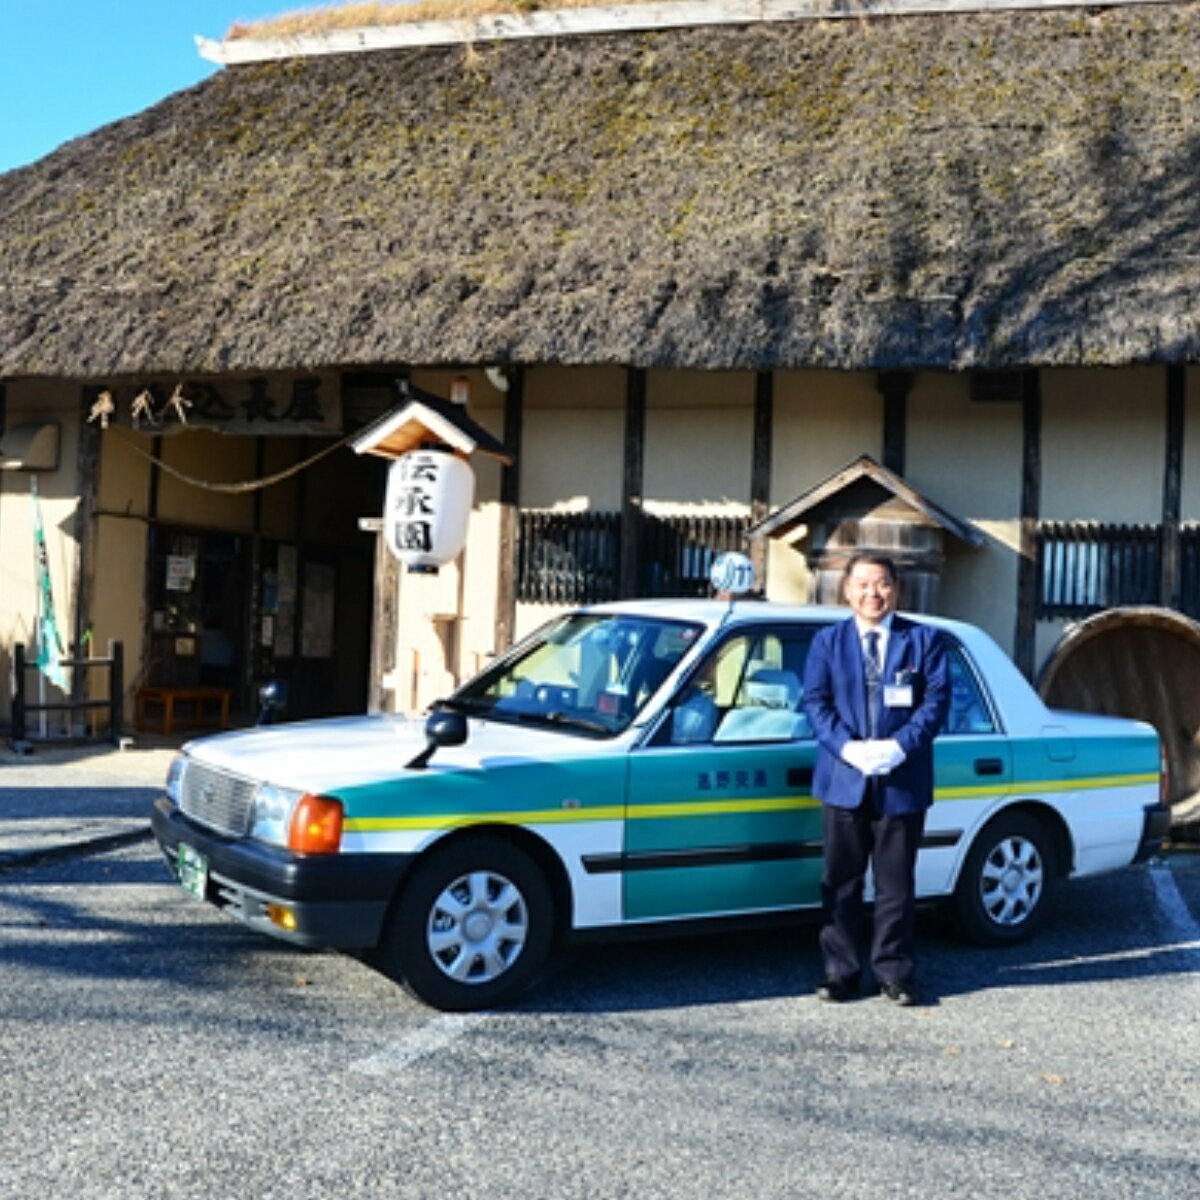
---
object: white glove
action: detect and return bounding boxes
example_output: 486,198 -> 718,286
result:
840,740 -> 872,773
863,738 -> 906,776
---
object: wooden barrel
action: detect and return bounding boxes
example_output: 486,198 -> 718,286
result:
1037,606 -> 1200,814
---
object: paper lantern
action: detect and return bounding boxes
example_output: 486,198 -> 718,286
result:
384,449 -> 475,570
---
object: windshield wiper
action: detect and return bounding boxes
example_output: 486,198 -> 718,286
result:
433,696 -> 493,714
540,710 -> 613,735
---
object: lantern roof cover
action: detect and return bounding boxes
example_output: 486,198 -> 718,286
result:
750,454 -> 984,547
351,380 -> 513,463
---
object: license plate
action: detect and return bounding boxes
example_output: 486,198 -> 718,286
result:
177,844 -> 209,901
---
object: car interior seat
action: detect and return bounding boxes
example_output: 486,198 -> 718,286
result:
713,668 -> 809,742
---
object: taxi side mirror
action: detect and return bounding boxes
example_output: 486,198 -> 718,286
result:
407,709 -> 468,770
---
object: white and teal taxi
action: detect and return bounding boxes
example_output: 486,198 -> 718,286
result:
151,600 -> 1170,1010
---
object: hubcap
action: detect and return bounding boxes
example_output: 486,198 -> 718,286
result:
427,869 -> 529,985
980,835 -> 1044,927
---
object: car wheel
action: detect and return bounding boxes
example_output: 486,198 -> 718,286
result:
374,836 -> 554,1012
953,810 -> 1058,946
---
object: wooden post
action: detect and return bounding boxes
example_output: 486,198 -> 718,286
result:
1014,369 -> 1042,680
750,371 -> 773,588
1161,365 -> 1184,611
495,367 -> 524,656
618,368 -> 647,598
11,642 -> 27,746
366,521 -> 398,713
878,371 -> 912,477
108,640 -> 124,744
73,388 -> 103,732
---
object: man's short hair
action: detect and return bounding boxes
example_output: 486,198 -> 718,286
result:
843,553 -> 898,584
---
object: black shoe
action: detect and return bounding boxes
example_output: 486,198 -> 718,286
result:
816,976 -> 858,1003
878,979 -> 920,1007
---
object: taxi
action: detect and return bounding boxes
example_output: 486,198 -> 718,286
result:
151,596 -> 1170,1011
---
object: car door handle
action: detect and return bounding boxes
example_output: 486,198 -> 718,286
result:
787,767 -> 814,789
974,758 -> 1005,776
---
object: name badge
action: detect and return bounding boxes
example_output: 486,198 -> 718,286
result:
884,683 -> 914,708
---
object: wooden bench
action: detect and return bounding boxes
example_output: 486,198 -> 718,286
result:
136,686 -> 231,735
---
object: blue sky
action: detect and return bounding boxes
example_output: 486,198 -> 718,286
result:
0,3 -> 285,173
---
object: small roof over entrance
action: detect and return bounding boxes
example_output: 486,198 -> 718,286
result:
751,454 -> 982,612
751,454 -> 983,548
352,380 -> 513,463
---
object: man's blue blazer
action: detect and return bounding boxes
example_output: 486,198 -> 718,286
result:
803,614 -> 950,816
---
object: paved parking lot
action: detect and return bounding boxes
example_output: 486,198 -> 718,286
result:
1,758 -> 1198,1200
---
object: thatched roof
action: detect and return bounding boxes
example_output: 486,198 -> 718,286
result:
4,3 -> 1200,379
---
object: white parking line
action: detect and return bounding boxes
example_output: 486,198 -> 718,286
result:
349,1012 -> 491,1076
1148,861 -> 1200,954
1000,861 -> 1200,976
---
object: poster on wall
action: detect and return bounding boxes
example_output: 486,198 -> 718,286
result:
301,562 -> 335,658
165,555 -> 195,592
274,545 -> 297,657
278,545 -> 297,603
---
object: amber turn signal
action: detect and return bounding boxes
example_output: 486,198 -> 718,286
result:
288,794 -> 344,854
266,903 -> 298,932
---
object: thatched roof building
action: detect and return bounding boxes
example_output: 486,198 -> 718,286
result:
3,2 -> 1200,378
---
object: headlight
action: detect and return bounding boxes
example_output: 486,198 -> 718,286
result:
249,783 -> 305,847
165,755 -> 187,805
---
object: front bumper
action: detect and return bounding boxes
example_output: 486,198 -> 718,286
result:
151,796 -> 413,950
1132,801 -> 1173,864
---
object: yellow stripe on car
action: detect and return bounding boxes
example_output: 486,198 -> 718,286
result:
345,771 -> 1155,835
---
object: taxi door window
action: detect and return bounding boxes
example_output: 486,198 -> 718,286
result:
945,645 -> 996,735
669,628 -> 815,745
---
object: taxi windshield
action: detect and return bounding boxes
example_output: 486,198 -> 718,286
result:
447,613 -> 705,736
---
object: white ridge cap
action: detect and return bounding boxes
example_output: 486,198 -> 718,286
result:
195,0 -> 1173,65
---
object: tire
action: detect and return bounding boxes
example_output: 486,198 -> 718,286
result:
953,810 -> 1058,946
374,836 -> 554,1012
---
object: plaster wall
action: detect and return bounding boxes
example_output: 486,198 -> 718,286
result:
1036,366 -> 1168,671
89,514 -> 149,714
1040,367 -> 1163,523
772,371 -> 880,502
520,367 -> 626,510
96,426 -> 151,516
765,370 -> 880,604
156,430 -> 258,531
644,370 -> 753,513
0,383 -> 83,727
907,372 -> 1023,655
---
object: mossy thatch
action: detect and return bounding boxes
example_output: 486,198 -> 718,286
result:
224,0 -> 658,41
3,5 -> 1200,379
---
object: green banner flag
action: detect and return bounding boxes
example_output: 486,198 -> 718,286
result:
30,476 -> 68,690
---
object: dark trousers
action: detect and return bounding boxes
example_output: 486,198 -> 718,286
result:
819,801 -> 925,984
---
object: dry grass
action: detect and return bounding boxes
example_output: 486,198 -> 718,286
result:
225,0 -> 671,41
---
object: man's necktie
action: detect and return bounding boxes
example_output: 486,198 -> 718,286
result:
864,631 -> 881,673
864,631 -> 882,737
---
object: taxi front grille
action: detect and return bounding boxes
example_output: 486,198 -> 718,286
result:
179,761 -> 255,836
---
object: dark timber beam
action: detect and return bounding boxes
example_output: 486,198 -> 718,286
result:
1015,369 -> 1041,680
495,367 -> 524,655
72,387 -> 102,714
368,526 -> 399,713
1161,365 -> 1184,611
618,368 -> 647,598
877,371 -> 912,477
750,371 -> 773,587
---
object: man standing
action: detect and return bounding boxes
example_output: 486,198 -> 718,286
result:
802,554 -> 950,1006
